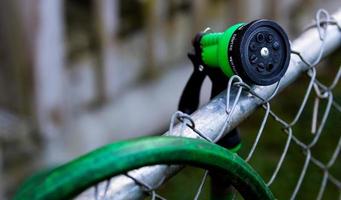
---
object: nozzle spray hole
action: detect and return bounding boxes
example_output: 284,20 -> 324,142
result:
256,33 -> 265,42
267,63 -> 274,71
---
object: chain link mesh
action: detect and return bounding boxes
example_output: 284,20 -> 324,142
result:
80,9 -> 341,200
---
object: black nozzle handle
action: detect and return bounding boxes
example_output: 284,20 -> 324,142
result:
178,54 -> 206,114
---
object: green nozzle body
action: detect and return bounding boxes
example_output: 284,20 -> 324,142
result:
200,23 -> 244,77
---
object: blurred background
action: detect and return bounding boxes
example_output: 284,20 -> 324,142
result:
0,0 -> 340,199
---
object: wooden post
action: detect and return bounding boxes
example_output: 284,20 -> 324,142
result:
192,0 -> 209,32
33,0 -> 68,164
94,0 -> 120,100
144,0 -> 157,79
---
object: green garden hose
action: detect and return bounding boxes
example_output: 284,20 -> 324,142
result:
14,136 -> 274,200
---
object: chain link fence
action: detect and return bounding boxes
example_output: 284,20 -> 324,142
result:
76,9 -> 341,199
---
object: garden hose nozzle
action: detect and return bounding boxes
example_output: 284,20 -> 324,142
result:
199,19 -> 291,85
178,19 -> 291,115
178,19 -> 290,165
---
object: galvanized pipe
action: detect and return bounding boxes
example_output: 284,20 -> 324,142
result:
80,9 -> 341,199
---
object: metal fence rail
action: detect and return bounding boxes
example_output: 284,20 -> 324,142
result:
78,9 -> 341,199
